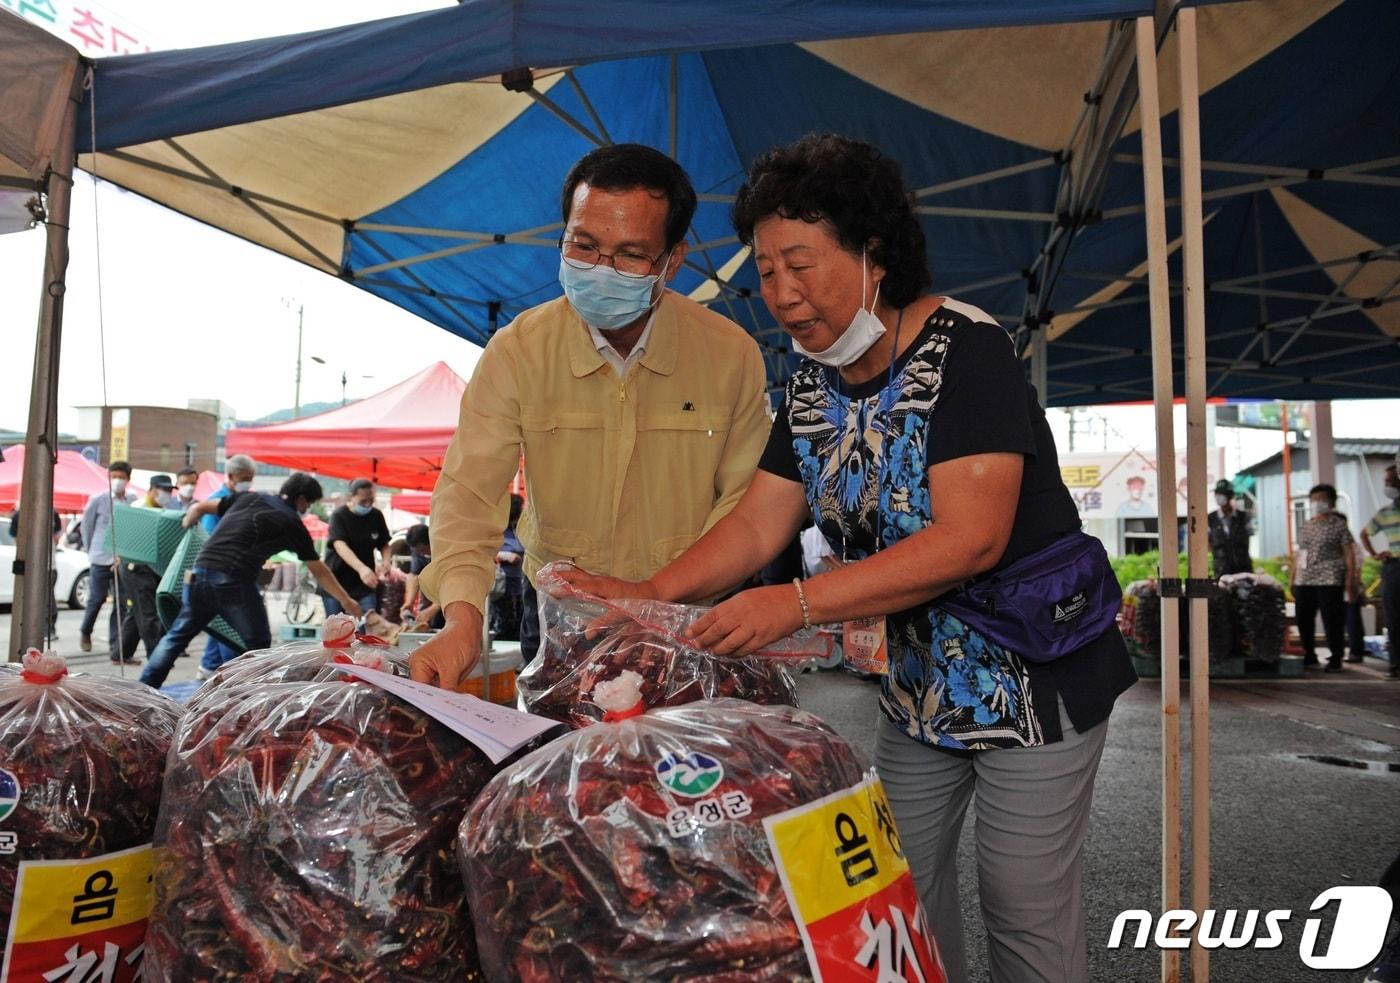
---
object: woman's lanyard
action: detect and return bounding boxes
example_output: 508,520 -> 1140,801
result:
833,307 -> 904,563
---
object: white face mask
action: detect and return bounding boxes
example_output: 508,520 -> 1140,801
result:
233,480 -> 252,493
1310,499 -> 1331,516
792,248 -> 886,368
155,490 -> 172,508
1384,485 -> 1399,501
111,478 -> 128,496
178,484 -> 195,500
1215,493 -> 1231,507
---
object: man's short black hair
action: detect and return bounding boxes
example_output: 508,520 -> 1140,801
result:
348,477 -> 374,495
509,493 -> 524,527
176,467 -> 198,481
280,472 -> 323,504
561,144 -> 697,250
108,460 -> 131,476
1309,483 -> 1338,506
405,523 -> 431,550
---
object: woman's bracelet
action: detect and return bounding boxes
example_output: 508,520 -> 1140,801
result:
792,578 -> 812,631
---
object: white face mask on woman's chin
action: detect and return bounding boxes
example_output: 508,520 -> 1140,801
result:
792,247 -> 886,368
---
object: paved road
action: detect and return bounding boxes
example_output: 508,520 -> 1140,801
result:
7,602 -> 1398,981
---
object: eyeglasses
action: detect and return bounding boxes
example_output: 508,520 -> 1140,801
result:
559,238 -> 665,278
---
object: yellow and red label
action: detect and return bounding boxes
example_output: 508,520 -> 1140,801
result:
764,775 -> 945,983
1,844 -> 153,983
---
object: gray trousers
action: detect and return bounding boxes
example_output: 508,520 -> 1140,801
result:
876,702 -> 1108,983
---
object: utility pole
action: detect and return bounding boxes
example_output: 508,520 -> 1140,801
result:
294,303 -> 305,418
340,371 -> 348,407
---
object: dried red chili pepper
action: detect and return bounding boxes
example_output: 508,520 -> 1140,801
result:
460,698 -> 869,981
519,563 -> 822,728
0,651 -> 181,930
146,654 -> 496,982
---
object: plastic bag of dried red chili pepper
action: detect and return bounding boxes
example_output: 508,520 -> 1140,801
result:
145,645 -> 496,983
0,650 -> 182,946
461,695 -> 947,983
519,562 -> 831,728
184,613 -> 407,714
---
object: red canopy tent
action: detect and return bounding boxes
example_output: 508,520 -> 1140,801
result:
390,491 -> 432,515
224,362 -> 467,490
0,446 -> 116,513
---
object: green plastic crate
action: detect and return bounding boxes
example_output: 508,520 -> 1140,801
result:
108,506 -> 186,573
156,525 -> 246,651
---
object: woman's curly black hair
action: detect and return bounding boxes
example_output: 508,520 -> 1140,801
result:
732,133 -> 932,308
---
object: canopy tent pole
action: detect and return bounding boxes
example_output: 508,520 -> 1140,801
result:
1133,16 -> 1181,983
8,67 -> 84,662
1176,7 -> 1212,981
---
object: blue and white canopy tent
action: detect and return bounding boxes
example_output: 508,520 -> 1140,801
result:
5,5 -> 1397,978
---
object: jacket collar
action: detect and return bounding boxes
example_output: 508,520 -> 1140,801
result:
566,292 -> 678,378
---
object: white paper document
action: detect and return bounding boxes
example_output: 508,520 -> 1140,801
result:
332,662 -> 560,763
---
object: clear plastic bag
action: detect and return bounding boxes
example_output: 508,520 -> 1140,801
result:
186,613 -> 405,714
519,562 -> 827,728
145,643 -> 495,982
0,650 -> 182,929
461,697 -> 944,983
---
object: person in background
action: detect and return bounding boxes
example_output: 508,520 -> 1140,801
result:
1360,465 -> 1400,680
412,143 -> 771,689
79,459 -> 136,661
563,133 -> 1134,982
172,467 -> 199,512
141,473 -> 361,687
399,523 -> 443,630
198,454 -> 256,679
322,477 -> 390,618
1208,479 -> 1253,576
1293,483 -> 1359,673
490,494 -> 526,641
115,473 -> 177,663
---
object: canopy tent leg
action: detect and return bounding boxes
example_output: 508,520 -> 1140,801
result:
9,69 -> 83,662
1177,8 -> 1212,981
1134,16 -> 1181,983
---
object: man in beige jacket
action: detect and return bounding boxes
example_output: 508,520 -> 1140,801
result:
413,144 -> 771,689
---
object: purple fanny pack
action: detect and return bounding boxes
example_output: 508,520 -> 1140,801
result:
935,531 -> 1121,663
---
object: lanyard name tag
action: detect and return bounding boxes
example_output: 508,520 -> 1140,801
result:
842,615 -> 888,676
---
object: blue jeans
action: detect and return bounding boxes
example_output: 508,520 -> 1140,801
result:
200,636 -> 239,672
140,568 -> 270,688
79,563 -> 119,655
322,590 -> 376,619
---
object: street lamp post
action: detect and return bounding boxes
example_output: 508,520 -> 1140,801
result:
309,356 -> 370,407
285,298 -> 306,418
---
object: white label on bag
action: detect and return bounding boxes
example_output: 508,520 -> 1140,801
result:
331,663 -> 560,763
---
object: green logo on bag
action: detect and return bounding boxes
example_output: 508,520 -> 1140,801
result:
656,751 -> 724,798
0,768 -> 20,822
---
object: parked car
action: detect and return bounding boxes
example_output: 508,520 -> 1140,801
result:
0,525 -> 90,608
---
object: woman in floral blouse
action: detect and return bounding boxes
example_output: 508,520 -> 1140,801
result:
1293,483 -> 1360,672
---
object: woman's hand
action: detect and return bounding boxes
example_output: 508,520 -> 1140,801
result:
555,566 -> 659,602
686,584 -> 804,657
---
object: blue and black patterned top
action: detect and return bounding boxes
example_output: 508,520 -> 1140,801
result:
760,299 -> 1134,751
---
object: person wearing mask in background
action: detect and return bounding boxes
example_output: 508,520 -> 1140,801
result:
141,473 -> 361,687
79,459 -> 136,661
412,144 -> 771,690
1208,479 -> 1253,576
172,467 -> 199,512
114,473 -> 178,663
1293,483 -> 1360,673
197,455 -> 256,678
399,523 -> 443,630
323,478 -> 390,618
1360,465 -> 1400,680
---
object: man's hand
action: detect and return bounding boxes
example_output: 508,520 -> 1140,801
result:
359,567 -> 380,589
555,566 -> 659,602
341,597 -> 363,619
686,584 -> 805,657
181,511 -> 197,529
409,603 -> 482,689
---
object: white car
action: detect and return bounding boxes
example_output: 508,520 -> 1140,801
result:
0,525 -> 91,608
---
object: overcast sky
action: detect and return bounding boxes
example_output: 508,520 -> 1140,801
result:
2,0 -> 1394,476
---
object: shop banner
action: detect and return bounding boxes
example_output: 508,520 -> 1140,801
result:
1059,448 -> 1226,520
0,843 -> 153,983
764,774 -> 945,983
